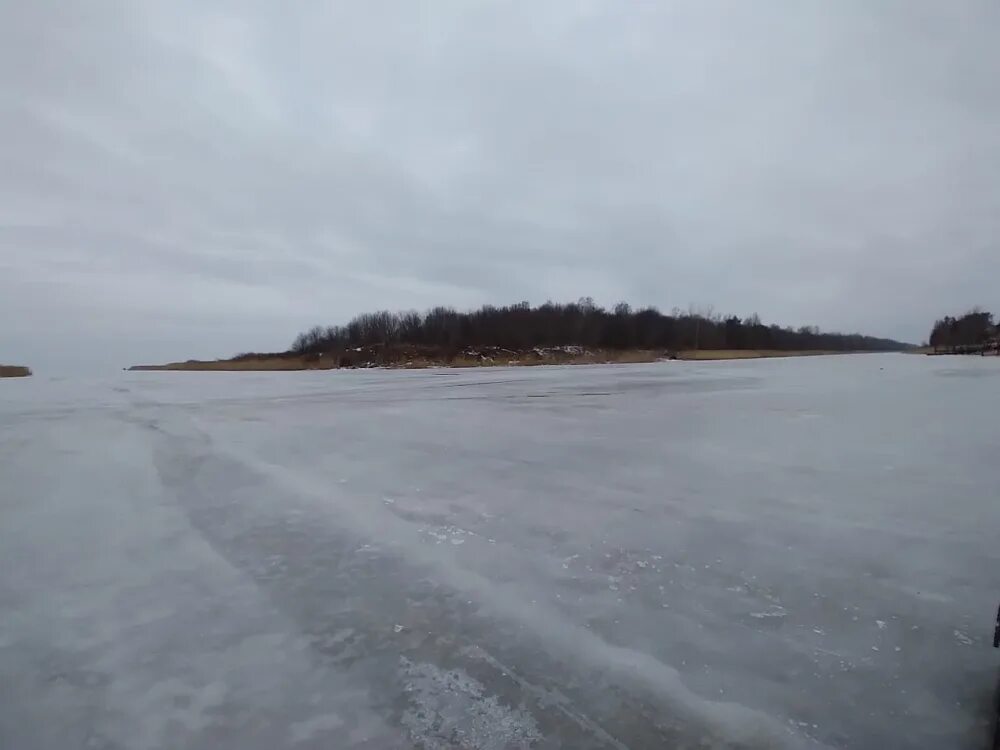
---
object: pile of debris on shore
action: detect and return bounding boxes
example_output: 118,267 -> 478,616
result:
315,344 -> 601,368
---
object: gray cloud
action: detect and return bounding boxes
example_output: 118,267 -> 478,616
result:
2,1 -> 998,372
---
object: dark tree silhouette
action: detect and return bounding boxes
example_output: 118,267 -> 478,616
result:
290,300 -> 911,358
928,309 -> 996,351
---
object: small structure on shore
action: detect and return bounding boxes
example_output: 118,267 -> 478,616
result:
929,334 -> 999,356
0,365 -> 32,378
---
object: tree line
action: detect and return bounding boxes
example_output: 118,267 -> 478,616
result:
928,309 -> 996,350
289,299 -> 910,356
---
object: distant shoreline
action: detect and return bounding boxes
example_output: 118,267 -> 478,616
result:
129,348 -> 878,372
135,300 -> 908,374
0,365 -> 32,378
906,346 -> 1000,356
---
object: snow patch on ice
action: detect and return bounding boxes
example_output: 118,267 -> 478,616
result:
422,525 -> 477,545
400,658 -> 540,750
749,606 -> 787,620
953,630 -> 973,646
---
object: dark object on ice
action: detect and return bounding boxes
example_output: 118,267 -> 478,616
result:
994,603 -> 1000,648
995,604 -> 1000,750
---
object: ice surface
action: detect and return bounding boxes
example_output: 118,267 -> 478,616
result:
1,355 -> 999,748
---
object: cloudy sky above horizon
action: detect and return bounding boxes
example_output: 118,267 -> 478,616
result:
2,1 -> 998,372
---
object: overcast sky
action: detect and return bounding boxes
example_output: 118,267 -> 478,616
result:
2,1 -> 998,372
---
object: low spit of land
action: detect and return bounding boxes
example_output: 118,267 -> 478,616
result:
130,347 -> 853,372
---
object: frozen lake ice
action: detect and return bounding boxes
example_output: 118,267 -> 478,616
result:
1,354 -> 999,749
